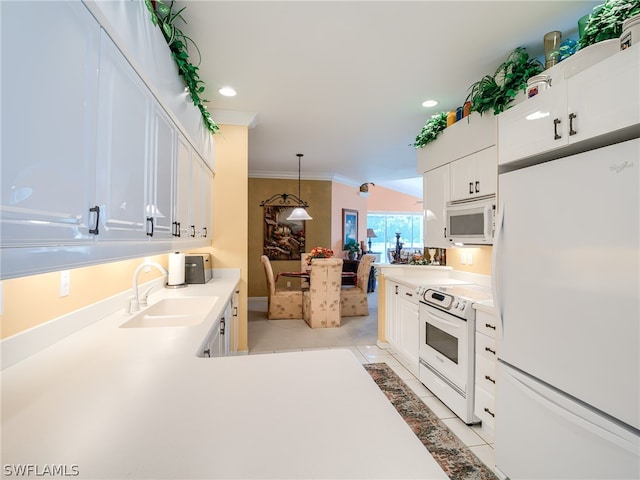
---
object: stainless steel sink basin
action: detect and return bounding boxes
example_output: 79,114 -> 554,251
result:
121,296 -> 219,328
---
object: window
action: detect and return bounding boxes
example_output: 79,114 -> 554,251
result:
366,213 -> 424,263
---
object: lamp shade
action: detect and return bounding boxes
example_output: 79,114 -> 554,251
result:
366,228 -> 377,238
287,207 -> 313,221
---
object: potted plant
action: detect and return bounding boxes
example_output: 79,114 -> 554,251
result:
466,47 -> 543,116
578,0 -> 640,50
412,111 -> 448,148
343,239 -> 360,260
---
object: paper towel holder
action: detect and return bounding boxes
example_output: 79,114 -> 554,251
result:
165,252 -> 188,289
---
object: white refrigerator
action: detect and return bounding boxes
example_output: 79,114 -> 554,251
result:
493,138 -> 640,479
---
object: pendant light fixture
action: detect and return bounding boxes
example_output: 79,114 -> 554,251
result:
286,153 -> 313,221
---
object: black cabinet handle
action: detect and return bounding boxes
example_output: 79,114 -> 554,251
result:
469,182 -> 474,194
220,317 -> 226,335
485,346 -> 496,355
475,181 -> 480,193
485,323 -> 496,330
190,225 -> 196,238
146,217 -> 154,237
405,292 -> 413,297
569,113 -> 577,136
484,375 -> 496,384
203,226 -> 207,238
89,206 -> 100,235
553,118 -> 562,140
484,407 -> 495,418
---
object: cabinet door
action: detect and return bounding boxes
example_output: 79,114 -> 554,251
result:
497,82 -> 568,165
191,155 -> 214,239
146,104 -> 175,239
397,294 -> 419,367
450,155 -> 475,201
385,281 -> 399,344
175,134 -> 193,239
472,146 -> 497,198
95,31 -> 150,240
567,46 -> 640,143
1,1 -> 100,245
423,165 -> 449,248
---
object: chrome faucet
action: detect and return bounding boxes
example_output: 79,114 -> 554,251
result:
129,261 -> 168,313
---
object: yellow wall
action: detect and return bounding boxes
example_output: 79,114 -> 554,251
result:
445,246 -> 493,276
248,178 -> 332,297
0,254 -> 168,340
212,124 -> 249,351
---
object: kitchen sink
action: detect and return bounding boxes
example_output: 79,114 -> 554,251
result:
120,296 -> 219,328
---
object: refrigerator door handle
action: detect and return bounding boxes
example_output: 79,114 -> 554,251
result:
507,368 -> 640,455
491,201 -> 505,337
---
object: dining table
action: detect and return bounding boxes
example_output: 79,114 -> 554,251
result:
276,270 -> 357,285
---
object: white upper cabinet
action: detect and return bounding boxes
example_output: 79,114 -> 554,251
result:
498,45 -> 640,165
0,1 -> 100,246
95,31 -> 150,240
424,165 -> 449,248
0,2 -> 213,279
450,146 -> 497,201
148,105 -> 176,240
174,135 -> 213,243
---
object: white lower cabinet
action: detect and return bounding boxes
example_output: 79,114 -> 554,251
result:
385,280 -> 419,375
474,308 -> 498,438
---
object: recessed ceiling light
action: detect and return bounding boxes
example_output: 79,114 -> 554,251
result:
422,99 -> 438,108
219,86 -> 237,97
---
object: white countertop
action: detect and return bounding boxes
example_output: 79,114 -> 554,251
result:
1,272 -> 447,479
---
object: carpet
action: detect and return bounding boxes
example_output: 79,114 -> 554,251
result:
364,363 -> 498,480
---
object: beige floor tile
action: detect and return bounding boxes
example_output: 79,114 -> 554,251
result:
420,394 -> 456,419
441,417 -> 486,447
468,444 -> 496,472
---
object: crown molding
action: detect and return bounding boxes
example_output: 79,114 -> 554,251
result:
248,171 -> 365,189
211,109 -> 259,128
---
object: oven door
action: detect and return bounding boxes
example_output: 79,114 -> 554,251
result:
419,302 -> 469,393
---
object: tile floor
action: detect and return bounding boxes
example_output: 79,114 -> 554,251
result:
247,295 -> 496,473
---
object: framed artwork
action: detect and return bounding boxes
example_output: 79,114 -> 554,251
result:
263,206 -> 306,260
342,209 -> 358,246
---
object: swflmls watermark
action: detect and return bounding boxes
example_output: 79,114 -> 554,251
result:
3,464 -> 79,477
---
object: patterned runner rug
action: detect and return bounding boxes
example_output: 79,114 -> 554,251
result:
364,363 -> 498,480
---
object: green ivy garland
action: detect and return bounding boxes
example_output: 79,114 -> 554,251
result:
145,0 -> 219,134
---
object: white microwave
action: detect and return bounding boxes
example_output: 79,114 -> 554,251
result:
445,195 -> 496,245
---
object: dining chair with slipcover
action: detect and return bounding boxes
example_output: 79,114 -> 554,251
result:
302,258 -> 343,328
340,254 -> 375,317
300,252 -> 310,289
260,255 -> 303,319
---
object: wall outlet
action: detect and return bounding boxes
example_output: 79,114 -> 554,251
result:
467,253 -> 473,265
286,281 -> 291,288
460,253 -> 467,265
59,270 -> 71,297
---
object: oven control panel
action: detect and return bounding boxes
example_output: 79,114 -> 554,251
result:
416,286 -> 472,317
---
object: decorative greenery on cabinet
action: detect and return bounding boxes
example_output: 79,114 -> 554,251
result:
579,0 -> 640,49
145,0 -> 219,134
466,47 -> 543,116
412,111 -> 448,148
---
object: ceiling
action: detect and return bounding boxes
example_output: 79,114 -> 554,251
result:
176,1 -> 599,197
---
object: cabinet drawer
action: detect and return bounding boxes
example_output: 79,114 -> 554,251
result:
476,309 -> 498,338
474,386 -> 496,430
476,331 -> 497,361
397,285 -> 418,305
475,354 -> 497,396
